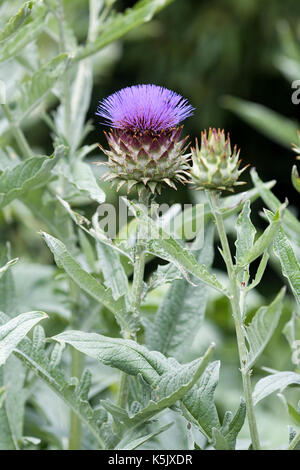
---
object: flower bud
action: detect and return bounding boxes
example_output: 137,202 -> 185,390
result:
190,128 -> 248,191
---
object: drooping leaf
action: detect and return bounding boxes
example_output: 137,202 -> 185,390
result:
59,160 -> 105,204
42,232 -> 137,335
245,288 -> 286,370
146,223 -> 214,360
125,199 -> 227,296
117,181 -> 276,277
53,330 -> 215,428
253,371 -> 300,406
0,311 -> 47,366
0,146 -> 64,209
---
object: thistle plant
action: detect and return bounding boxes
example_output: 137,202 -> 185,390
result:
0,0 -> 300,453
96,84 -> 193,194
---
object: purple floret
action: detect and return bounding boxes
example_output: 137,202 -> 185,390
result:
95,84 -> 194,132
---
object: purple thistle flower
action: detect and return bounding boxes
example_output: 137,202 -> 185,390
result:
95,84 -> 194,133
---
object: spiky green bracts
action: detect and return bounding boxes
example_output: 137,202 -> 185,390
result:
190,128 -> 249,192
95,84 -> 194,194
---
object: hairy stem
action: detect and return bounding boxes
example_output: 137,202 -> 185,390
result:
206,190 -> 261,450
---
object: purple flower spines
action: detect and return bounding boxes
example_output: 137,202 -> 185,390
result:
96,84 -> 194,132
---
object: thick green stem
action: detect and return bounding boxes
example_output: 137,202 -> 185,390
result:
69,347 -> 83,450
2,104 -> 32,159
206,190 -> 261,450
68,280 -> 83,450
117,189 -> 150,408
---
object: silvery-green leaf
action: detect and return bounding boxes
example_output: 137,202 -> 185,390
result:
115,422 -> 173,450
0,258 -> 18,280
0,316 -> 107,449
146,223 -> 214,360
64,160 -> 105,204
15,53 -> 68,122
0,311 -> 47,366
53,330 -> 215,429
0,1 -> 33,43
237,202 -> 286,267
253,371 -> 300,405
245,288 -> 285,370
181,361 -> 221,440
42,232 -> 137,335
125,199 -> 227,296
235,200 -> 256,282
0,6 -> 46,63
251,168 -> 300,238
245,251 -> 269,292
273,227 -> 300,306
0,146 -> 64,209
96,241 -> 130,303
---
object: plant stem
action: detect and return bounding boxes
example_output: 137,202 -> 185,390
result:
69,346 -> 83,450
288,430 -> 300,450
68,280 -> 83,450
206,190 -> 261,450
2,104 -> 32,159
117,189 -> 150,408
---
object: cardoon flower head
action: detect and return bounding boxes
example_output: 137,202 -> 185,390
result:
190,128 -> 249,192
95,84 -> 194,194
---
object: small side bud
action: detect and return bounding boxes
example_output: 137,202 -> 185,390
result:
190,128 -> 249,191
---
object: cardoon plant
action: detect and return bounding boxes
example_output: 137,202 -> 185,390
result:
1,0 -> 300,453
96,84 -> 194,194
